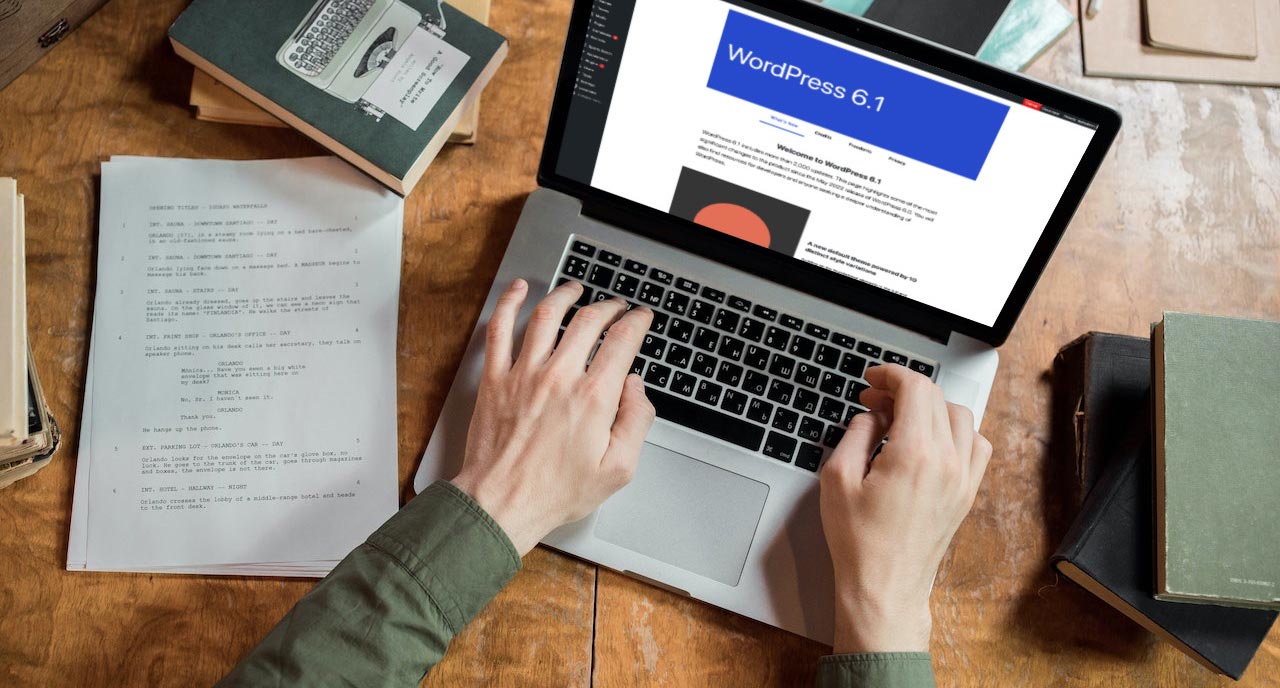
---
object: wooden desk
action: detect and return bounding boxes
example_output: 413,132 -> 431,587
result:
0,0 -> 1276,685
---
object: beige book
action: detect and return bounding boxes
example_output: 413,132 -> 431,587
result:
0,179 -> 26,445
188,0 -> 491,144
1144,0 -> 1257,60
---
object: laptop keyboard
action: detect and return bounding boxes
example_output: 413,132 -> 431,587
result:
554,237 -> 938,474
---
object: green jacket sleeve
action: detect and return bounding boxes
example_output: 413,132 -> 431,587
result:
216,480 -> 521,688
817,652 -> 936,688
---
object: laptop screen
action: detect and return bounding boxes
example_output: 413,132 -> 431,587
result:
552,0 -> 1101,328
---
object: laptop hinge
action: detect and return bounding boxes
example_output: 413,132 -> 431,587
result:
577,197 -> 956,347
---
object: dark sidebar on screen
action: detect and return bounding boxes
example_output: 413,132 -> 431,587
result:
557,0 -> 639,183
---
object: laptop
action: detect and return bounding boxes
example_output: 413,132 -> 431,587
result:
415,0 -> 1120,643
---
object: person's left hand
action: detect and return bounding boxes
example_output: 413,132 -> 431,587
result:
452,279 -> 656,555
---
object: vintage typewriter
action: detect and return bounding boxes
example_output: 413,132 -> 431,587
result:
275,0 -> 446,117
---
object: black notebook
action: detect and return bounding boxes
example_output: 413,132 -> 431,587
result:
863,0 -> 1013,55
1050,348 -> 1277,679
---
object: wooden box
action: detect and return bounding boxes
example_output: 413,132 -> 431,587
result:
0,0 -> 112,91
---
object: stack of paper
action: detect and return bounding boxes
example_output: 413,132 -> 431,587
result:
68,156 -> 403,576
0,178 -> 60,489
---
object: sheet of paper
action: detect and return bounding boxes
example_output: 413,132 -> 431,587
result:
365,27 -> 470,131
78,156 -> 402,572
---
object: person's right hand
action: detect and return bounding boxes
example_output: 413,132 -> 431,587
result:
819,364 -> 992,654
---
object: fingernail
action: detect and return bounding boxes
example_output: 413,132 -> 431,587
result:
510,278 -> 527,291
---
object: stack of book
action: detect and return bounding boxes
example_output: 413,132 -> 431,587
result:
1051,314 -> 1279,680
0,178 -> 60,489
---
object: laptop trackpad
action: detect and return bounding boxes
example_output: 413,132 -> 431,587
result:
593,444 -> 769,587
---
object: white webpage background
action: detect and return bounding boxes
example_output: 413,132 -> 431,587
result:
590,0 -> 1095,326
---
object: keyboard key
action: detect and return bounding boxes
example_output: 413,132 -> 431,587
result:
701,286 -> 725,303
843,404 -> 867,425
883,350 -> 908,366
788,335 -> 816,360
691,352 -> 716,377
562,255 -> 589,279
648,388 -> 765,451
623,259 -> 647,275
648,267 -> 673,284
669,318 -> 694,343
763,432 -> 797,463
768,354 -> 796,379
692,327 -> 720,352
823,425 -> 846,449
772,407 -> 799,433
598,250 -> 622,266
663,291 -> 690,315
780,314 -> 804,331
744,345 -> 769,370
819,398 -> 845,423
746,398 -> 773,424
738,317 -> 765,342
793,388 -> 820,414
715,361 -> 744,387
721,389 -> 748,415
838,353 -> 867,377
613,273 -> 639,298
688,300 -> 715,324
571,240 -> 596,257
671,371 -> 697,397
819,372 -> 847,397
794,363 -> 820,388
695,380 -> 723,406
767,380 -> 795,406
591,291 -> 611,303
796,443 -> 823,472
814,344 -> 841,368
676,277 -> 700,293
831,333 -> 857,349
909,360 -> 935,377
637,282 -> 664,307
764,327 -> 790,350
743,370 -> 770,395
644,362 -> 671,387
844,381 -> 869,403
665,343 -> 693,368
857,341 -> 883,358
804,323 -> 830,340
640,334 -> 667,359
649,311 -> 669,335
630,357 -> 646,376
717,336 -> 745,361
727,295 -> 751,312
798,417 -> 824,443
712,309 -> 740,333
588,264 -> 615,288
752,305 -> 778,321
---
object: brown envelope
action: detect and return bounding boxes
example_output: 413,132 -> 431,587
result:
1144,0 -> 1257,59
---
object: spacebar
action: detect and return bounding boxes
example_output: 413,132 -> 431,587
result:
646,388 -> 765,451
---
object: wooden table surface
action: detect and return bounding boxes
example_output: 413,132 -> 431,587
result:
1,0 -> 1277,685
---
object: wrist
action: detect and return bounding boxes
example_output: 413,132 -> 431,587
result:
831,587 -> 932,654
449,473 -> 547,557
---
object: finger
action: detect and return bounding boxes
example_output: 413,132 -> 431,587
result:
554,297 -> 630,369
599,375 -> 656,488
483,279 -> 528,378
858,387 -> 895,416
827,410 -> 891,482
946,402 -> 975,466
517,281 -> 584,366
587,306 -> 652,386
864,364 -> 937,440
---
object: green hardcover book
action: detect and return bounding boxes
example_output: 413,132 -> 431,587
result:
169,0 -> 508,195
1153,312 -> 1280,610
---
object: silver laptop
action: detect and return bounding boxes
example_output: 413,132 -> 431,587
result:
415,0 -> 1119,643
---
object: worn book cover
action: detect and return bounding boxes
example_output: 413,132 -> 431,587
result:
1054,355 -> 1274,675
169,0 -> 508,194
1154,312 -> 1280,610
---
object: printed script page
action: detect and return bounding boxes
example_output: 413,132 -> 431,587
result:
80,156 -> 402,571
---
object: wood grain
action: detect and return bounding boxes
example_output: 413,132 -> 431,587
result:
0,0 -> 1277,686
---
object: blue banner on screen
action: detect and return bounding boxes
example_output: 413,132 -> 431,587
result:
706,12 -> 1009,180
